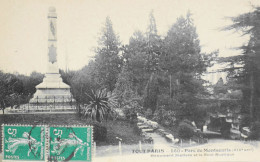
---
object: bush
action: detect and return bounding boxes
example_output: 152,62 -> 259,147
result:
93,123 -> 107,141
114,108 -> 125,119
220,121 -> 231,139
123,108 -> 137,121
192,106 -> 207,131
152,109 -> 162,122
178,120 -> 195,139
249,121 -> 260,140
239,115 -> 251,132
208,116 -> 222,131
82,88 -> 117,122
144,108 -> 153,119
133,123 -> 142,135
153,108 -> 176,127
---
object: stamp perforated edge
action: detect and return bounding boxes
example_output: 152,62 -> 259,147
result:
1,124 -> 47,162
1,124 -> 4,161
47,125 -> 94,162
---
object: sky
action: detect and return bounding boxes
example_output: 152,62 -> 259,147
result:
0,0 -> 259,82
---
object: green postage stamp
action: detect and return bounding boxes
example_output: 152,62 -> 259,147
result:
2,125 -> 93,162
2,125 -> 46,161
48,126 -> 93,162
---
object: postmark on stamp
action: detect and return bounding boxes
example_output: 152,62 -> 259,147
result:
2,124 -> 46,161
48,126 -> 92,162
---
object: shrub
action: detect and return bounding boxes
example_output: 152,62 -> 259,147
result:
220,121 -> 231,139
93,123 -> 107,141
192,106 -> 207,131
133,123 -> 142,135
152,109 -> 162,122
208,116 -> 222,131
239,115 -> 251,132
82,89 -> 117,122
114,108 -> 125,119
178,120 -> 195,139
123,108 -> 137,121
144,108 -> 153,119
249,121 -> 260,140
152,108 -> 177,127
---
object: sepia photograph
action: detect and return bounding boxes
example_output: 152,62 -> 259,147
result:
0,0 -> 260,161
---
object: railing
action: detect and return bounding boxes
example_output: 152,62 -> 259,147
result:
6,96 -> 77,113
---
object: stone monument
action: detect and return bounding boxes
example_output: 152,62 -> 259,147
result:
29,7 -> 75,104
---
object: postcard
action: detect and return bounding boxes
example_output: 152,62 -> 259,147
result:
0,0 -> 259,161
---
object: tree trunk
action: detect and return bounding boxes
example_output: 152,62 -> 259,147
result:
170,74 -> 172,98
80,84 -> 83,103
2,100 -> 5,115
249,73 -> 254,121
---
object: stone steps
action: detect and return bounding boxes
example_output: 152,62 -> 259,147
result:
141,128 -> 154,133
138,125 -> 150,129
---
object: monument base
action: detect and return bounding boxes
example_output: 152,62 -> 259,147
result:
29,72 -> 75,103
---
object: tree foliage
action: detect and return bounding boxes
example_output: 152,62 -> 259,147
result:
145,11 -> 162,73
123,31 -> 147,95
0,71 -> 44,113
94,17 -> 122,92
220,6 -> 260,121
213,77 -> 228,94
143,72 -> 159,113
161,12 -> 216,122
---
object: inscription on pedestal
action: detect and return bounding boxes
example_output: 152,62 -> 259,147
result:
48,45 -> 57,64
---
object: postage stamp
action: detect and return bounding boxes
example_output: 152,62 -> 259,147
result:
48,125 -> 92,162
2,124 -> 46,161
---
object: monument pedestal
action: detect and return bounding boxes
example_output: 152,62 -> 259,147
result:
30,63 -> 75,103
29,76 -> 74,103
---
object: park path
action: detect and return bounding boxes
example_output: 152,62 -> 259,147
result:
95,131 -> 172,157
149,131 -> 173,147
93,139 -> 260,162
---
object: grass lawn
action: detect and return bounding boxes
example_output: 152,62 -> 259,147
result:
0,113 -> 141,153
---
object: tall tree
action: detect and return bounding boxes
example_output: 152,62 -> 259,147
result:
94,17 -> 122,92
221,6 -> 260,121
143,72 -> 159,113
145,10 -> 162,73
0,71 -> 25,113
70,61 -> 100,104
162,12 -> 215,120
113,65 -> 141,109
123,11 -> 162,95
123,30 -> 147,95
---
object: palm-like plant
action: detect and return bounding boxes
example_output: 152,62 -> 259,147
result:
83,88 -> 118,122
